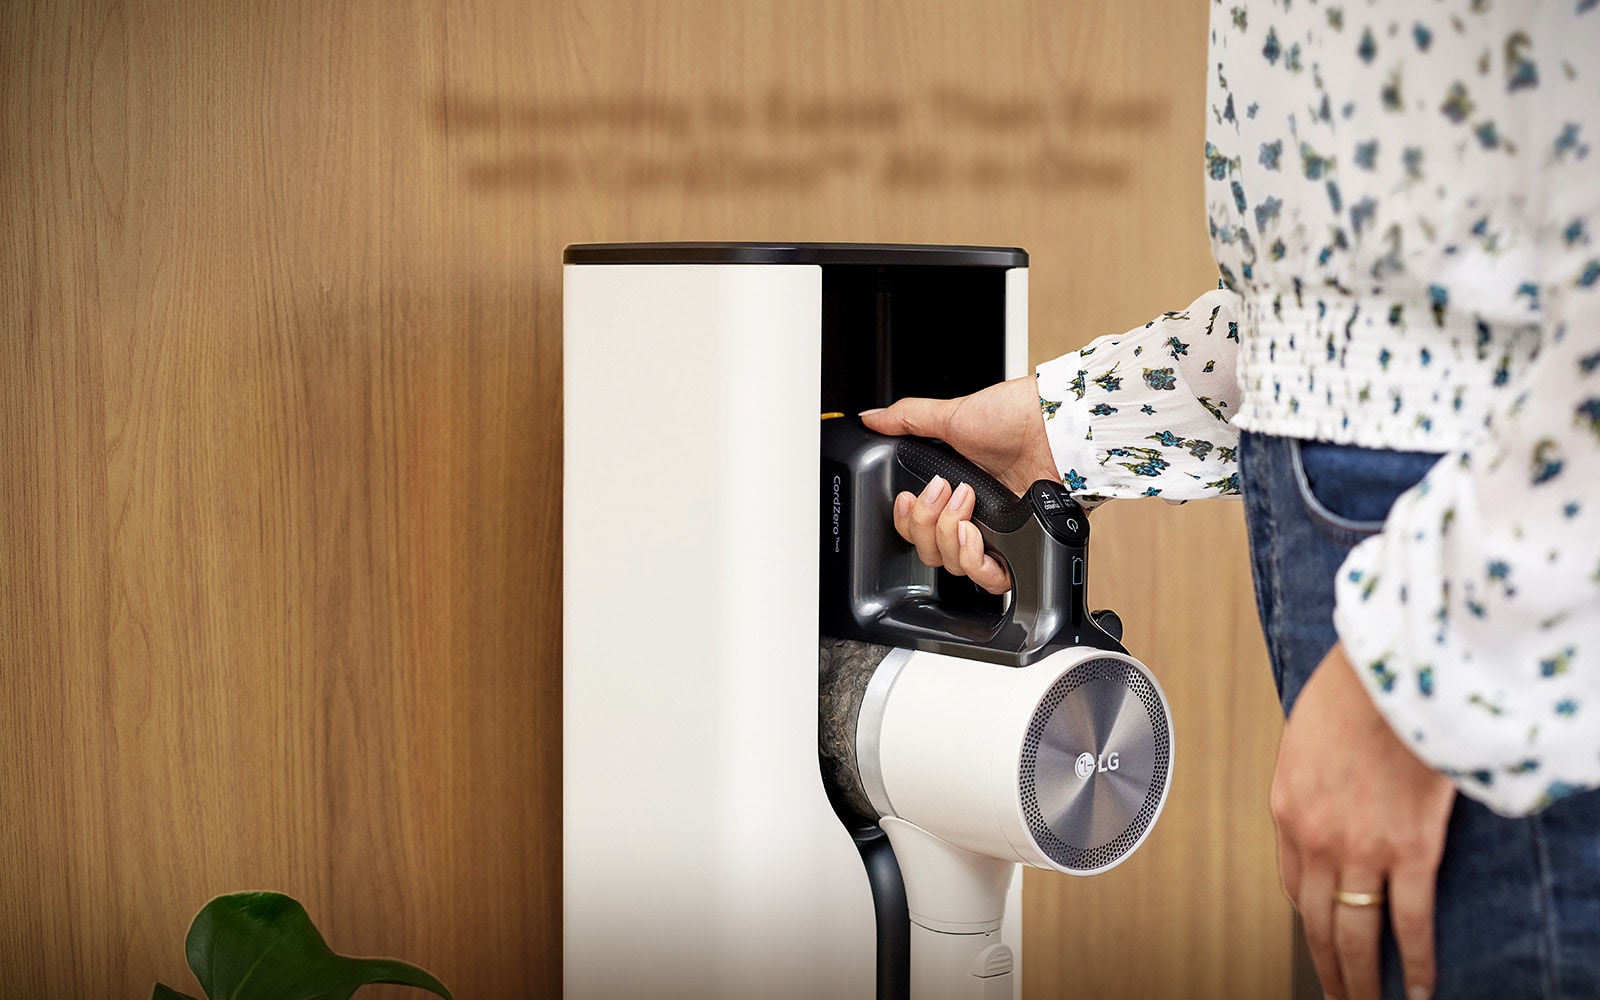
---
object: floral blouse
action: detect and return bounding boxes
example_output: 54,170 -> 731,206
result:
1037,0 -> 1599,816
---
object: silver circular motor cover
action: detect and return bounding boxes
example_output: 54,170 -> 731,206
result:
1019,655 -> 1170,872
856,647 -> 1173,876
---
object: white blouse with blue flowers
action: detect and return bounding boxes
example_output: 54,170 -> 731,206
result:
1037,0 -> 1599,816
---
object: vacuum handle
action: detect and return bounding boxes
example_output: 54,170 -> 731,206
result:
894,438 -> 1033,533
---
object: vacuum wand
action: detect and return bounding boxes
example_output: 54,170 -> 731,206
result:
819,420 -> 1175,1000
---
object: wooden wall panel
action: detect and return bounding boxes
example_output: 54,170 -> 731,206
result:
0,1 -> 1290,996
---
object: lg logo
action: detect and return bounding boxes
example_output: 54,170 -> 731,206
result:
1074,751 -> 1119,780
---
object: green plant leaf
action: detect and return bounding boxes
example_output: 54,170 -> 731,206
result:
184,892 -> 452,1000
153,985 -> 201,1000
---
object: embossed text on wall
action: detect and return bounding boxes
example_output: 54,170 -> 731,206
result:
441,87 -> 1166,194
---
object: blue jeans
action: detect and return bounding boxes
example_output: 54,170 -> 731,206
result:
1238,431 -> 1600,999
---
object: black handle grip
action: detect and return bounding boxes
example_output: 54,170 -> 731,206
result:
894,438 -> 1033,532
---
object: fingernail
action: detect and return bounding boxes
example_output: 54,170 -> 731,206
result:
894,493 -> 913,519
1409,987 -> 1429,1000
957,521 -> 968,546
920,476 -> 947,504
858,407 -> 885,416
951,482 -> 972,507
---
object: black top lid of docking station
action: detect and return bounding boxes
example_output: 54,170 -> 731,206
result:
562,242 -> 1028,267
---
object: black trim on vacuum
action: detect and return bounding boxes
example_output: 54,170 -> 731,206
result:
821,780 -> 910,1000
563,242 -> 1027,268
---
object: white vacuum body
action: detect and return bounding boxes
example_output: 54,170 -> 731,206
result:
864,646 -> 1173,879
821,642 -> 1173,1000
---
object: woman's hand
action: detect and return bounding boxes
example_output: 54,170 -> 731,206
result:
862,375 -> 1059,595
861,375 -> 1058,495
1271,643 -> 1456,1000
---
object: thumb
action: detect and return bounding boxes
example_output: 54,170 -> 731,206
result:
860,396 -> 958,439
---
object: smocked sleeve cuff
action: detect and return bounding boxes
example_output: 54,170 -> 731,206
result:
1036,354 -> 1098,495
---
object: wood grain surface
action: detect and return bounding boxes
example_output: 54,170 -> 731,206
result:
0,1 -> 1290,997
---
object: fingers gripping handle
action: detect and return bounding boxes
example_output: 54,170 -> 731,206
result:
894,438 -> 1032,532
819,416 -> 1122,664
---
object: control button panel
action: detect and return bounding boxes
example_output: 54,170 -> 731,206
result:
1028,481 -> 1088,545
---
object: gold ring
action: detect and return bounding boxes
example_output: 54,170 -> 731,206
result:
1334,889 -> 1386,908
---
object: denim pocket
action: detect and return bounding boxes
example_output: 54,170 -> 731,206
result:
1290,439 -> 1442,545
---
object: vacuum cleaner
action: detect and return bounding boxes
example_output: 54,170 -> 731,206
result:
564,242 -> 1170,1000
818,416 -> 1175,1000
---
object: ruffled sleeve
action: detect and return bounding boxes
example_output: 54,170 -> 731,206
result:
1036,287 -> 1244,501
1334,283 -> 1600,817
1333,30 -> 1600,815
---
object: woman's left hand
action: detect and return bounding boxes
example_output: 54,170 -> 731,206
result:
1271,643 -> 1456,1000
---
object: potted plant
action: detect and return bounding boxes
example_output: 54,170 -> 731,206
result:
152,892 -> 452,1000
